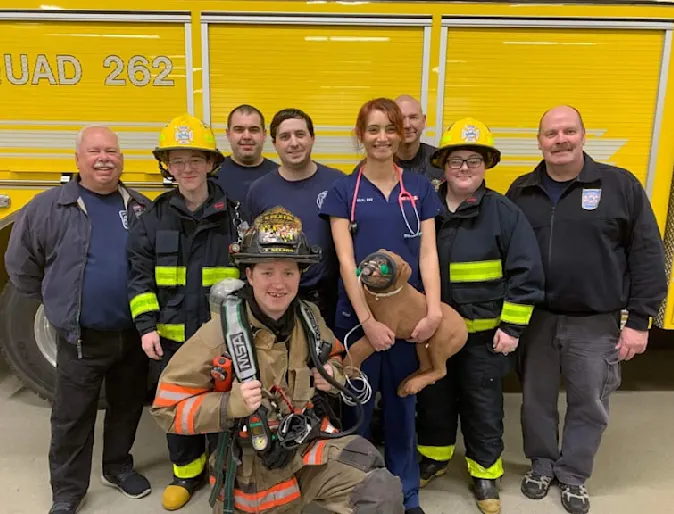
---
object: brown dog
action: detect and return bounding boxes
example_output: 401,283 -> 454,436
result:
343,249 -> 468,397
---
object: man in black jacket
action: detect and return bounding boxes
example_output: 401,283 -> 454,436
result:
506,105 -> 667,514
5,126 -> 152,514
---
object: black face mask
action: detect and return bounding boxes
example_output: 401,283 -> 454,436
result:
357,252 -> 397,292
237,284 -> 297,339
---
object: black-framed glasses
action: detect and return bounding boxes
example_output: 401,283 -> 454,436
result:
447,157 -> 484,169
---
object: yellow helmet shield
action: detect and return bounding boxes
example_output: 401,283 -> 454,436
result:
153,114 -> 225,177
430,117 -> 502,170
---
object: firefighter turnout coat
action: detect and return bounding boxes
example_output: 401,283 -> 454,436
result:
436,181 -> 545,337
150,296 -> 404,514
127,182 -> 240,343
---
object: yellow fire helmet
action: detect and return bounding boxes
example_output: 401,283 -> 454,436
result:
152,114 -> 225,176
430,117 -> 502,170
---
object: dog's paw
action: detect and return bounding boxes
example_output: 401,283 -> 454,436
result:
397,377 -> 425,397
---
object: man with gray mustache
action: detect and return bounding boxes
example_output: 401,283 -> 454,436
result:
506,105 -> 666,514
5,126 -> 152,514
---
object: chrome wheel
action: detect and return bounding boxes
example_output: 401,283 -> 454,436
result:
34,304 -> 58,368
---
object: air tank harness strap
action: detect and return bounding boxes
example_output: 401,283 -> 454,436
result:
209,429 -> 237,512
218,293 -> 296,471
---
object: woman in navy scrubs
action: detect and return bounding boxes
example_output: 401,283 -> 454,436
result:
320,97 -> 443,514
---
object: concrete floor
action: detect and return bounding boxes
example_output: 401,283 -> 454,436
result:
2,352 -> 673,514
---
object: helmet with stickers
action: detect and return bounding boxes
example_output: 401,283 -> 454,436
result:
430,117 -> 501,170
230,206 -> 321,269
152,113 -> 225,178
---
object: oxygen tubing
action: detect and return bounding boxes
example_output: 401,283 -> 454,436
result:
307,332 -> 365,439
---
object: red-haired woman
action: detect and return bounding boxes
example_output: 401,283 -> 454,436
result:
320,98 -> 444,514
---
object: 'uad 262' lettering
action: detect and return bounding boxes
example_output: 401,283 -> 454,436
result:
0,54 -> 175,86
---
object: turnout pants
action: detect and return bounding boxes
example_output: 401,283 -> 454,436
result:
211,435 -> 404,514
159,339 -> 214,479
50,327 -> 148,503
416,330 -> 511,478
519,310 -> 622,485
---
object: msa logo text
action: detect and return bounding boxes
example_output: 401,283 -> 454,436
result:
230,333 -> 253,373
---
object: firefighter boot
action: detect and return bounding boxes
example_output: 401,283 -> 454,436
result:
162,474 -> 204,510
419,457 -> 450,487
473,477 -> 501,514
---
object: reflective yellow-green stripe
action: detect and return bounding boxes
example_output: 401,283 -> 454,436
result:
418,444 -> 455,462
155,266 -> 186,286
450,260 -> 502,283
173,453 -> 207,479
202,266 -> 240,286
466,457 -> 504,479
464,317 -> 500,333
129,292 -> 160,319
501,301 -> 534,326
157,323 -> 186,343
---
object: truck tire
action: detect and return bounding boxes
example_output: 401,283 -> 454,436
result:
0,282 -> 106,407
0,282 -> 58,401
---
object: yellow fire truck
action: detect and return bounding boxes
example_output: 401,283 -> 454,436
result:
2,0 -> 674,400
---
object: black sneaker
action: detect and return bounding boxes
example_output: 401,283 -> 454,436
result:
560,483 -> 590,514
419,457 -> 449,487
521,470 -> 554,499
102,469 -> 152,499
48,498 -> 85,514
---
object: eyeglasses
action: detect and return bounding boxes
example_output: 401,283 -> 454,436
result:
168,157 -> 208,171
447,157 -> 484,169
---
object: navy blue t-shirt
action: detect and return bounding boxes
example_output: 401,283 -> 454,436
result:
245,163 -> 344,287
78,185 -> 134,330
319,169 -> 442,330
213,156 -> 278,220
542,172 -> 575,206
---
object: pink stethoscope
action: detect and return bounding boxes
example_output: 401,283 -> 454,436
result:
349,164 -> 422,239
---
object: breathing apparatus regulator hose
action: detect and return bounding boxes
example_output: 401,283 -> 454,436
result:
307,332 -> 365,439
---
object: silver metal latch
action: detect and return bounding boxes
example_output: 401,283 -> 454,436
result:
0,194 -> 10,209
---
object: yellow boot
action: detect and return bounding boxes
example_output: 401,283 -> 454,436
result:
162,475 -> 204,511
473,478 -> 501,514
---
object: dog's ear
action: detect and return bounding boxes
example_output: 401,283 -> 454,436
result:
392,253 -> 405,282
396,255 -> 411,282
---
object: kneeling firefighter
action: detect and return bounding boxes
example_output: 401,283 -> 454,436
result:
415,119 -> 545,514
151,206 -> 404,514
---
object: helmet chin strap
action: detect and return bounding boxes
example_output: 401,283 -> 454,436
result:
157,160 -> 175,181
